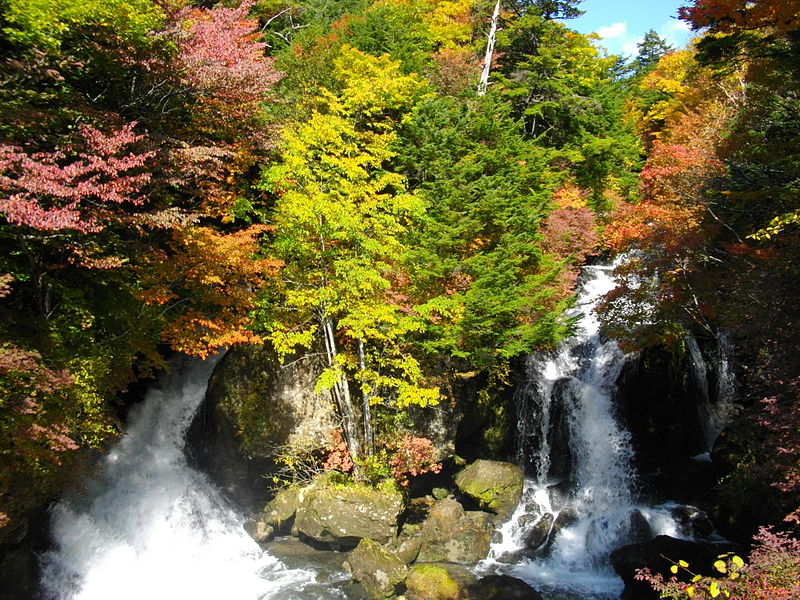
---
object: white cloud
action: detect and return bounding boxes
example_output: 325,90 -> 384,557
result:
622,40 -> 641,57
596,22 -> 627,39
658,19 -> 693,49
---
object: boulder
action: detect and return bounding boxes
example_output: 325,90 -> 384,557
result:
343,539 -> 407,599
454,460 -> 524,522
294,480 -> 404,547
465,575 -> 544,600
404,564 -> 462,600
525,512 -> 554,551
416,499 -> 492,564
261,485 -> 303,534
185,344 -> 337,511
243,519 -> 274,544
389,523 -> 423,564
611,535 -> 734,600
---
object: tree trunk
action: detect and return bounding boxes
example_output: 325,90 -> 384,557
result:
321,315 -> 361,465
478,0 -> 501,96
357,337 -> 374,455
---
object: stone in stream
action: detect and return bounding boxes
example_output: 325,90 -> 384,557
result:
536,506 -> 580,556
342,539 -> 407,599
611,535 -> 740,600
416,498 -> 493,564
465,575 -> 544,600
454,459 -> 524,523
524,512 -> 554,551
404,564 -> 467,600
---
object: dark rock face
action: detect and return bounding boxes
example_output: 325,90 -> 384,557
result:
454,460 -> 524,523
185,344 -> 336,512
611,535 -> 737,600
466,575 -> 544,600
615,346 -> 709,480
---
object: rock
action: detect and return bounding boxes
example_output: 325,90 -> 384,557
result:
262,485 -> 303,533
524,513 -> 554,551
628,509 -> 654,544
243,519 -> 274,544
611,535 -> 734,600
538,507 -> 579,556
546,481 -> 570,511
390,523 -> 423,564
343,539 -> 407,599
432,488 -> 449,501
416,499 -> 492,564
465,575 -> 544,600
454,460 -> 524,522
295,479 -> 404,547
546,377 -> 579,482
670,505 -> 714,538
185,344 -> 337,511
405,564 -> 461,600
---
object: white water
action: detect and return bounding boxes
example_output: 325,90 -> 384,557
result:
687,333 -> 738,452
480,265 -> 684,599
40,355 -> 342,600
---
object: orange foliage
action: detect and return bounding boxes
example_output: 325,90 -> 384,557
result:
137,225 -> 281,357
680,0 -> 800,35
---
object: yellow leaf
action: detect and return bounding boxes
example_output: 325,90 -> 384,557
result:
714,560 -> 727,574
670,565 -> 679,574
709,581 -> 720,598
679,560 -> 690,568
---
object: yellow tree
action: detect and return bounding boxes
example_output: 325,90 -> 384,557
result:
259,46 -> 438,463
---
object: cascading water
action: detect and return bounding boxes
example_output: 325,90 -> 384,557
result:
40,355 -> 346,600
480,265 -> 684,599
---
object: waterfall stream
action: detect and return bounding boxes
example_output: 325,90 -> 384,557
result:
479,265 -> 689,599
39,355 -> 345,600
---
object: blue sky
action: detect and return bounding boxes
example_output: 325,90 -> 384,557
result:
564,0 -> 695,57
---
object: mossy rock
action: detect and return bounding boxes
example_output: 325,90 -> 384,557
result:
416,498 -> 492,564
343,539 -> 407,599
454,459 -> 524,522
405,564 -> 461,600
295,478 -> 404,546
262,485 -> 303,533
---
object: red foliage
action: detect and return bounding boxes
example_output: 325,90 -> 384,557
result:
173,0 -> 282,111
385,435 -> 442,486
322,429 -> 354,473
0,123 -> 153,234
428,48 -> 479,95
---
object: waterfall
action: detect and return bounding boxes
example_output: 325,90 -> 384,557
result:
481,265 -> 683,599
39,355 -> 345,600
688,333 -> 737,453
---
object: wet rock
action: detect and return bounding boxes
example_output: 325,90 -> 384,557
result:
537,507 -> 579,556
547,377 -> 579,482
611,535 -> 735,600
454,460 -> 524,523
295,479 -> 404,547
343,539 -> 407,599
404,564 -> 462,600
490,530 -> 503,544
525,513 -> 554,551
416,499 -> 492,564
547,481 -> 571,511
628,510 -> 654,544
465,575 -> 544,600
670,505 -> 714,538
243,518 -> 275,544
261,485 -> 302,534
